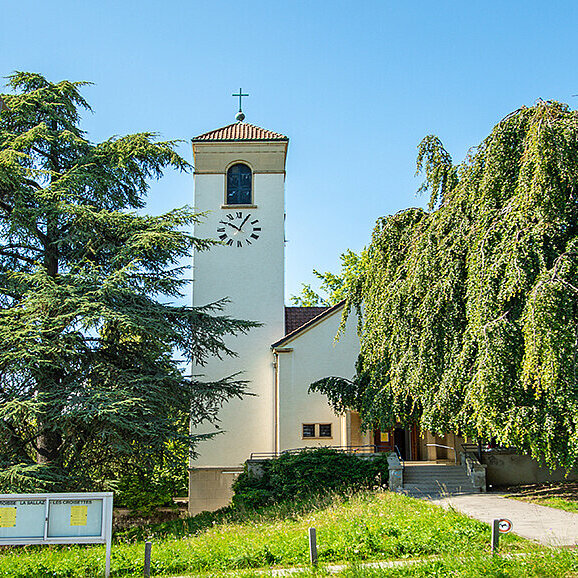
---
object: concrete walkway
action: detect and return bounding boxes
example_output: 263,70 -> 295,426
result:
430,492 -> 578,547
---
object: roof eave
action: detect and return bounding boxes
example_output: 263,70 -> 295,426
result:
272,300 -> 346,349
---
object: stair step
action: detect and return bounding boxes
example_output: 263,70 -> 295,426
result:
400,464 -> 477,497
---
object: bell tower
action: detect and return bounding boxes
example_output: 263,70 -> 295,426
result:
189,116 -> 288,513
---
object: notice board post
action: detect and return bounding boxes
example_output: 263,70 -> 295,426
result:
0,492 -> 113,577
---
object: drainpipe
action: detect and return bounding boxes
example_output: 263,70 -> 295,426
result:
272,352 -> 279,455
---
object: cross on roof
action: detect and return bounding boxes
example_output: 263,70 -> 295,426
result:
232,88 -> 249,112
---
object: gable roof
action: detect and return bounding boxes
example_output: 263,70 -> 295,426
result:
285,307 -> 329,335
192,122 -> 288,142
273,301 -> 346,349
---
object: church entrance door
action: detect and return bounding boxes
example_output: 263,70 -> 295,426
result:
373,429 -> 394,453
374,425 -> 419,460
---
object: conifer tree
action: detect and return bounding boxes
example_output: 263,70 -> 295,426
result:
0,72 -> 254,490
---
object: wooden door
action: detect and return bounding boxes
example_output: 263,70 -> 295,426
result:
373,429 -> 394,452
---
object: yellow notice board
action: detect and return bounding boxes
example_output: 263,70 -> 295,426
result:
0,507 -> 16,528
70,505 -> 88,526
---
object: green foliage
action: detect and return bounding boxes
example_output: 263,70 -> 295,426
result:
334,101 -> 578,469
0,72 -> 256,491
232,448 -> 389,509
415,134 -> 459,210
290,250 -> 360,307
113,440 -> 189,514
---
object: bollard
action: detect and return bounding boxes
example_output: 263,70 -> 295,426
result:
308,527 -> 318,566
491,519 -> 499,554
144,541 -> 152,577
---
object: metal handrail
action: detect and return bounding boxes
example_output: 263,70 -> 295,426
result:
249,444 -> 378,460
461,443 -> 482,463
426,443 -> 458,464
393,445 -> 404,469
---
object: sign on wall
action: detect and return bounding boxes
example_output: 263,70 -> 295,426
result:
0,493 -> 113,577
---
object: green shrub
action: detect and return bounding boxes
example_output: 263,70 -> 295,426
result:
232,448 -> 389,508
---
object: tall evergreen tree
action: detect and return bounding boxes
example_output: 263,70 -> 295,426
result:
0,72 -> 254,491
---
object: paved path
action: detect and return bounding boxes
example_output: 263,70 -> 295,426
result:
430,492 -> 578,546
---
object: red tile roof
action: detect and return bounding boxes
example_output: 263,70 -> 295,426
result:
285,307 -> 329,335
193,122 -> 288,142
272,301 -> 346,348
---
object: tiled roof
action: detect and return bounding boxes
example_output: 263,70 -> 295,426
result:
272,301 -> 346,349
285,307 -> 329,335
192,122 -> 288,142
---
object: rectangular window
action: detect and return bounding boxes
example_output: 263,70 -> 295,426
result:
302,424 -> 316,438
318,424 -> 332,438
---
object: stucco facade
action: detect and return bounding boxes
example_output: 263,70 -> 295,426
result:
273,305 -> 366,454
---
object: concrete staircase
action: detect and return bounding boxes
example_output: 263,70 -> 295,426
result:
402,463 -> 479,498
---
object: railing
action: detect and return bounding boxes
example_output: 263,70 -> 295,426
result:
249,445 -> 378,460
460,443 -> 487,492
426,443 -> 458,464
393,445 -> 405,470
461,443 -> 482,463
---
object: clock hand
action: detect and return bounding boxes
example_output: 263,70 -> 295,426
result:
219,220 -> 241,232
239,214 -> 251,230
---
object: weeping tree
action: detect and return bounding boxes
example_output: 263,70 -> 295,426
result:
0,72 -> 255,491
312,101 -> 578,470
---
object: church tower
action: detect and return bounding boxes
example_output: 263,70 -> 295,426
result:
189,115 -> 289,513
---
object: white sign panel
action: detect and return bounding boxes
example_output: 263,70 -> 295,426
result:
0,498 -> 46,539
47,498 -> 104,538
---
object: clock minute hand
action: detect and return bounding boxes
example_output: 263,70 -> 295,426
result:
239,214 -> 251,230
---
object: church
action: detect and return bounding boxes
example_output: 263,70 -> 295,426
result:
188,110 -> 465,514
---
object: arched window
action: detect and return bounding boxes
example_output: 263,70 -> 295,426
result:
226,163 -> 252,205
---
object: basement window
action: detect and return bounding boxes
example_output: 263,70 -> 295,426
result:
302,424 -> 316,438
318,424 -> 332,438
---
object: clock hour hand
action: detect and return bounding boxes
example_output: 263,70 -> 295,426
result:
219,220 -> 241,232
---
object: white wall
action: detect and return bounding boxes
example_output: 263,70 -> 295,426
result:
275,308 -> 360,451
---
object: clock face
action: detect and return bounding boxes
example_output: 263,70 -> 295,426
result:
217,211 -> 261,247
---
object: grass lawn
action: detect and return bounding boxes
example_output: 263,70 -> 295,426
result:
0,491 -> 568,577
503,481 -> 578,514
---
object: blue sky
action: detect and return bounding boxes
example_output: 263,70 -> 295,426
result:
3,1 -> 578,301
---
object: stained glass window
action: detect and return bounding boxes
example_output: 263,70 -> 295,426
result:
226,163 -> 252,205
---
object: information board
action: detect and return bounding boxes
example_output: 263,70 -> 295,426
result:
0,492 -> 113,577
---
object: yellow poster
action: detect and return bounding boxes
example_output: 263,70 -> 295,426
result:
0,507 -> 17,528
70,505 -> 88,526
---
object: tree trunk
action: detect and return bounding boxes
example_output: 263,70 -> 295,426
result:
36,429 -> 62,465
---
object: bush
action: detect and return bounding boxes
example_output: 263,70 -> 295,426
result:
232,448 -> 389,509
